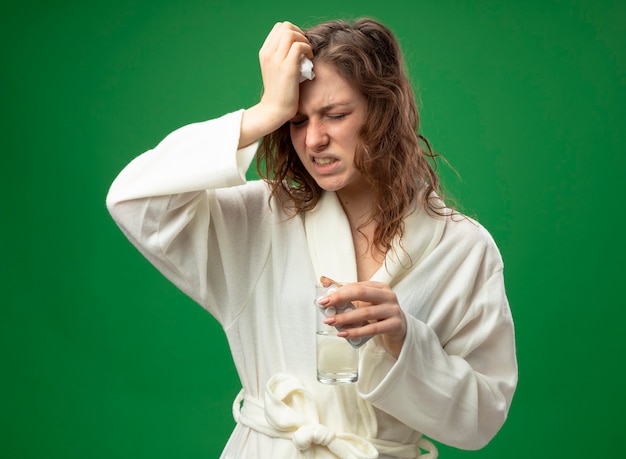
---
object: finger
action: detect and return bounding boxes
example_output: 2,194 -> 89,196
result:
283,41 -> 313,69
260,23 -> 300,62
319,276 -> 340,288
317,278 -> 353,306
325,302 -> 392,327
337,312 -> 405,339
337,319 -> 399,339
328,283 -> 393,306
275,29 -> 311,59
276,20 -> 304,33
260,22 -> 285,52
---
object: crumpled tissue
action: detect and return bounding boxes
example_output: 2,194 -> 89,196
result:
299,56 -> 315,83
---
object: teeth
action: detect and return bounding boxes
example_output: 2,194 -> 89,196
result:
314,157 -> 335,166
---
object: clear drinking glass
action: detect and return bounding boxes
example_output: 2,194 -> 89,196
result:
315,283 -> 359,384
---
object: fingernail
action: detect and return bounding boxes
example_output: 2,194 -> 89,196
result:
323,317 -> 336,325
317,295 -> 330,305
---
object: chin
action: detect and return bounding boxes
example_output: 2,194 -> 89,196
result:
315,180 -> 346,193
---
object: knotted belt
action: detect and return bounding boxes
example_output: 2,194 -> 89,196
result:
232,373 -> 438,459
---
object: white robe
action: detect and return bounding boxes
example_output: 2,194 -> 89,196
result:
106,110 -> 517,458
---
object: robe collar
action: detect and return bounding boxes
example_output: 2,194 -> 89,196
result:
304,191 -> 447,286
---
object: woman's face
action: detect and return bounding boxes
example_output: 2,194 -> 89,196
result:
289,62 -> 368,196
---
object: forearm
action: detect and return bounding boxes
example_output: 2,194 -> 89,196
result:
238,103 -> 289,149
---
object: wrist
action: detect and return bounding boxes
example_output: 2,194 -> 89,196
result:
238,103 -> 290,149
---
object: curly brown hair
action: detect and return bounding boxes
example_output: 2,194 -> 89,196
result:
257,18 -> 445,255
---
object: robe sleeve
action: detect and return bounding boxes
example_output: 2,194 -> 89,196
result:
357,224 -> 517,450
105,110 -> 270,325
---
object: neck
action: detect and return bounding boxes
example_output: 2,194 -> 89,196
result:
336,187 -> 375,231
336,188 -> 386,279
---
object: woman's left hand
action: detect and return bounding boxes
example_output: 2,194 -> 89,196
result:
317,277 -> 408,358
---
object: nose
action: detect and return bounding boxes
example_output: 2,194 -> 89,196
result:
305,120 -> 329,151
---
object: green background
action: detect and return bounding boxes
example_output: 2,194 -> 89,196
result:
2,0 -> 624,457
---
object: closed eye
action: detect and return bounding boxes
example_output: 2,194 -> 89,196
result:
290,118 -> 307,126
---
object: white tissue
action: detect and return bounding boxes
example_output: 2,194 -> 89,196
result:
299,56 -> 315,83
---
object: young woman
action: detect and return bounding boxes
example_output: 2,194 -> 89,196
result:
107,18 -> 517,459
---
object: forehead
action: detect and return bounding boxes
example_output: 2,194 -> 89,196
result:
298,62 -> 365,112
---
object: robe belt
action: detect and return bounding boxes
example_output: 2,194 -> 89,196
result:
232,373 -> 438,459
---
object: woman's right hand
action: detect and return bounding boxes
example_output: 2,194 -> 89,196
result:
239,22 -> 313,149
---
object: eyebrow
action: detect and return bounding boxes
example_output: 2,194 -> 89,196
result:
295,102 -> 352,117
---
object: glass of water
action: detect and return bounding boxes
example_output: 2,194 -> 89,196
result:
315,283 -> 359,384
316,327 -> 359,384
